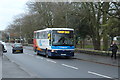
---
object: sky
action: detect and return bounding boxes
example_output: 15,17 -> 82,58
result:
0,0 -> 29,30
0,0 -> 119,31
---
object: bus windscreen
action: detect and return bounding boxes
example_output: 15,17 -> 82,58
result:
52,30 -> 74,46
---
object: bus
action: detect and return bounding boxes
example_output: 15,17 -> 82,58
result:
33,28 -> 74,58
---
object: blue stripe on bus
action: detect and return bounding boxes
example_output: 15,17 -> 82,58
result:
51,46 -> 74,49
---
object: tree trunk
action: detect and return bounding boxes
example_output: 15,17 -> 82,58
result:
102,2 -> 110,51
82,39 -> 85,49
103,33 -> 109,51
80,40 -> 83,48
92,37 -> 101,50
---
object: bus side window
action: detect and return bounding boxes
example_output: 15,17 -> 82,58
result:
39,32 -> 41,39
45,31 -> 48,39
43,31 -> 47,39
42,32 -> 44,39
37,32 -> 39,39
40,32 -> 43,39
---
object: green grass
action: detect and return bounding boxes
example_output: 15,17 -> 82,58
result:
75,48 -> 120,54
76,44 -> 120,54
84,45 -> 94,49
76,44 -> 93,49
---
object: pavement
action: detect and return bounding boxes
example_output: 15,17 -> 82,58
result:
2,54 -> 32,78
74,53 -> 120,67
0,52 -> 2,80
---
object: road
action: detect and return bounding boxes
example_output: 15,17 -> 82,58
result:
2,44 -> 119,79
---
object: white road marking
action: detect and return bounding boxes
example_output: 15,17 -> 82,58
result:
40,57 -> 43,59
88,71 -> 112,79
62,64 -> 78,70
29,54 -> 32,56
30,55 -> 34,56
28,54 -> 34,56
36,56 -> 43,59
11,60 -> 15,63
36,56 -> 40,58
46,59 -> 56,63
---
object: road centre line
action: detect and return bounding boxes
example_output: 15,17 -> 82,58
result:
28,54 -> 34,56
36,56 -> 43,59
28,54 -> 31,55
40,57 -> 43,59
25,53 -> 34,56
11,60 -> 15,63
88,71 -> 112,79
36,56 -> 40,58
30,54 -> 34,56
62,64 -> 78,70
46,59 -> 56,63
29,54 -> 33,56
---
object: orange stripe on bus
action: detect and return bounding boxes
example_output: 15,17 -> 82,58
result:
37,47 -> 42,51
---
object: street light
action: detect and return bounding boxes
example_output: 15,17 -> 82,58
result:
20,24 -> 22,43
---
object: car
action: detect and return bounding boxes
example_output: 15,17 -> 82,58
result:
12,43 -> 23,53
0,41 -> 7,53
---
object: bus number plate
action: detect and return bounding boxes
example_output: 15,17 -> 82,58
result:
61,54 -> 66,55
16,50 -> 20,52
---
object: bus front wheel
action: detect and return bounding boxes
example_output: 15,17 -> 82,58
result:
45,49 -> 50,58
46,54 -> 49,58
37,52 -> 39,55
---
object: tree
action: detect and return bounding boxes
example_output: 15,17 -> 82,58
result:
6,2 -> 119,50
73,2 -> 119,50
105,18 -> 120,42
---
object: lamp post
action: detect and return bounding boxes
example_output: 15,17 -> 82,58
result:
0,31 -> 2,40
20,25 -> 22,43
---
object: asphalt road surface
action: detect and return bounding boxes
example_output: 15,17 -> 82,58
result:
2,44 -> 119,79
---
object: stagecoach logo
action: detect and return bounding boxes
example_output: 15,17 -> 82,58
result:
60,47 -> 67,48
52,46 -> 74,49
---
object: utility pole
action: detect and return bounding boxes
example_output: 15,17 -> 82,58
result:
66,3 -> 69,28
66,12 -> 68,28
20,25 -> 22,43
0,31 -> 2,41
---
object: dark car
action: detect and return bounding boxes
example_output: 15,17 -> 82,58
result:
12,43 -> 23,53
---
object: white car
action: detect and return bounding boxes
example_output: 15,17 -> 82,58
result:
0,41 -> 7,53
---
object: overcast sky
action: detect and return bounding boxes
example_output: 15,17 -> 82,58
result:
0,0 -> 29,30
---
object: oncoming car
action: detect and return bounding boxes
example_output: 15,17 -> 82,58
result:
12,43 -> 23,53
0,41 -> 7,53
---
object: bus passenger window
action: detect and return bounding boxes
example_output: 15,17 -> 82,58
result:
37,32 -> 39,39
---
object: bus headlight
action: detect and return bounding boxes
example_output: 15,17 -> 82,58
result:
51,50 -> 55,52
